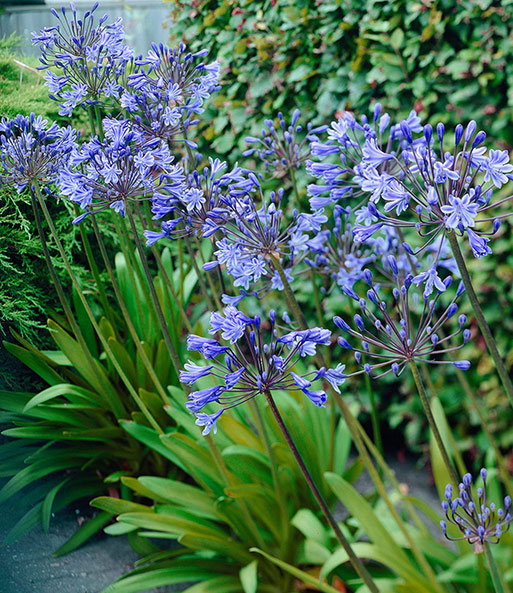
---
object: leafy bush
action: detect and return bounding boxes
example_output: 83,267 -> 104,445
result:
167,0 -> 513,155
0,249 -> 195,547
92,392 -> 363,593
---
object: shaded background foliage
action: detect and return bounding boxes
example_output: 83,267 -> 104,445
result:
167,0 -> 513,155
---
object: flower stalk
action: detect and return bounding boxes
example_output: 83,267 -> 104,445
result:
409,359 -> 459,485
447,230 -> 513,409
263,389 -> 379,593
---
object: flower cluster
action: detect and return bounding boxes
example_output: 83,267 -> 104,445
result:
180,307 -> 339,434
32,2 -> 133,115
207,179 -> 326,292
0,113 -> 77,193
244,110 -> 327,178
441,469 -> 512,551
333,259 -> 470,380
308,107 -> 513,260
304,205 -> 417,290
144,157 -> 246,243
58,118 -> 183,220
121,42 -> 220,141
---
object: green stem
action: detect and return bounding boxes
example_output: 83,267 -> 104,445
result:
88,105 -> 97,137
289,166 -> 302,208
264,390 -> 379,593
454,359 -> 513,499
484,542 -> 509,593
447,230 -> 513,409
332,392 -> 443,590
477,551 -> 487,593
364,373 -> 383,457
126,208 -> 183,378
76,213 -> 117,332
311,270 -> 325,329
30,192 -> 87,346
132,203 -> 193,333
193,236 -> 223,311
270,254 -> 307,329
114,214 -> 152,335
151,246 -> 193,333
184,236 -> 216,311
409,360 -> 459,486
94,104 -> 104,140
90,214 -> 171,406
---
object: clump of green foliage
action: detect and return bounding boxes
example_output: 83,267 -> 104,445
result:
167,0 -> 513,154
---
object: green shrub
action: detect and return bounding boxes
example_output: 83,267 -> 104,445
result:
0,42 -> 102,389
167,0 -> 513,156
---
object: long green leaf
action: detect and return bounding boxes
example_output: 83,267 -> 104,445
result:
23,384 -> 103,411
324,472 -> 435,590
250,548 -> 341,593
100,567 -> 216,593
53,511 -> 113,557
137,477 -> 219,519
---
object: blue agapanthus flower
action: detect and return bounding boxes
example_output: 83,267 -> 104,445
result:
180,307 -> 336,434
441,469 -> 511,551
333,259 -> 471,380
144,157 -> 246,244
0,113 -> 77,192
243,109 -> 327,177
202,176 -> 323,292
32,3 -> 134,115
308,108 -> 513,260
304,205 -> 418,291
121,42 -> 220,141
58,118 -> 184,220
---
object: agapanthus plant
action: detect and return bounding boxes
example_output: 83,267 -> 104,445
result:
309,108 -> 513,408
333,260 -> 470,380
144,157 -> 246,244
204,177 -> 326,293
0,113 -> 77,193
58,118 -> 184,220
441,469 -> 511,552
308,108 -> 513,261
32,2 -> 134,115
181,306 -> 338,434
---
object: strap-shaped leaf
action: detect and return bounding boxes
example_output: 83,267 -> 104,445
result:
250,548 -> 341,593
23,384 -> 103,411
53,511 -> 113,557
138,477 -> 219,519
324,472 -> 435,590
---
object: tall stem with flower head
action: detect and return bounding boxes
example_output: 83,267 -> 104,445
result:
484,543 -> 509,593
263,390 -> 379,593
331,389 -> 444,590
447,229 -> 513,408
126,208 -> 184,377
409,360 -> 459,485
270,253 -> 308,329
